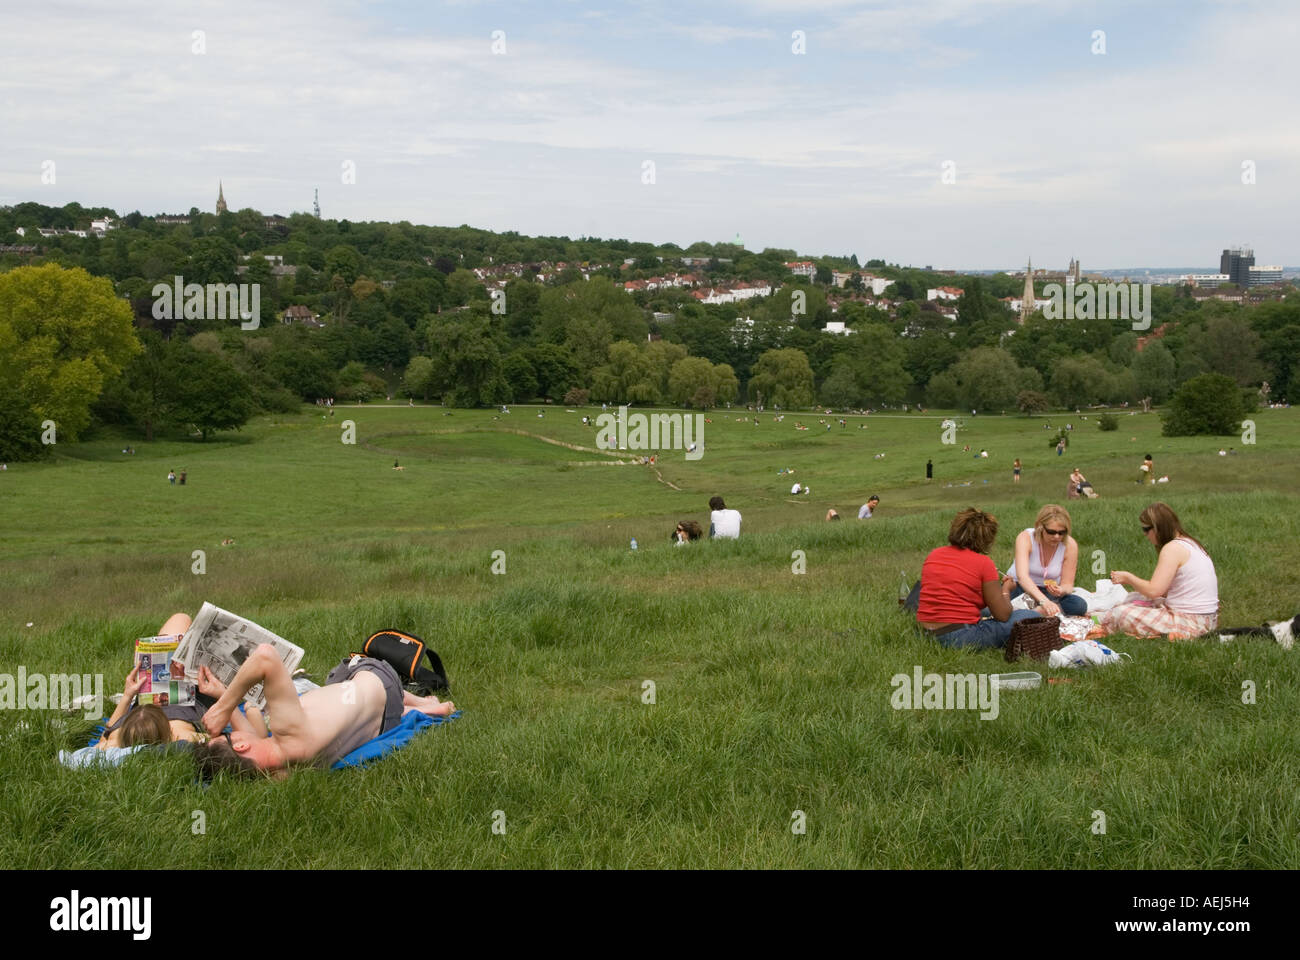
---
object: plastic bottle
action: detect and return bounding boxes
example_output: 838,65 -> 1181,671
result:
898,571 -> 910,606
630,538 -> 638,551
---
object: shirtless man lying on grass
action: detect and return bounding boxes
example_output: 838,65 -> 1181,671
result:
195,644 -> 454,779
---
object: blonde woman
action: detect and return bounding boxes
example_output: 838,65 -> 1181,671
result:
1004,504 -> 1087,617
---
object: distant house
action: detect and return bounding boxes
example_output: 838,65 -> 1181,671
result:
784,261 -> 816,277
831,270 -> 895,296
823,321 -> 855,335
283,305 -> 323,327
154,215 -> 191,225
0,244 -> 38,256
926,286 -> 964,301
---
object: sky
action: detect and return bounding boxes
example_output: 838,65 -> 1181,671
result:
1,0 -> 1296,270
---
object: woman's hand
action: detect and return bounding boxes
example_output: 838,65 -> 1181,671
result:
1038,599 -> 1061,617
1110,570 -> 1132,587
123,664 -> 146,699
197,664 -> 226,698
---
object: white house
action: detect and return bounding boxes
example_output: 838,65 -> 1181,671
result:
926,286 -> 964,301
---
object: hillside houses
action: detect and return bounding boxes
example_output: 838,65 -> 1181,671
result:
689,280 -> 774,304
830,270 -> 895,295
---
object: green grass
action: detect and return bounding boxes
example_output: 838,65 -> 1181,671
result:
1,403 -> 1298,868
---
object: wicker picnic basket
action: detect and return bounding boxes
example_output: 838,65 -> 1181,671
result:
1004,616 -> 1065,662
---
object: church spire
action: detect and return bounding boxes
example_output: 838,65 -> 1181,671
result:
1020,257 -> 1034,323
216,181 -> 228,214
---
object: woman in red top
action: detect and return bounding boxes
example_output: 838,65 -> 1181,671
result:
916,508 -> 1039,649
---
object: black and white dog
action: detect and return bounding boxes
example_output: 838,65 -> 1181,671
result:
1218,617 -> 1297,651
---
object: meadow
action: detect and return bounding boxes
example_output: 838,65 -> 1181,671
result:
1,402 -> 1298,869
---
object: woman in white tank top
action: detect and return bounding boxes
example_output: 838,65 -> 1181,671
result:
1103,502 -> 1219,639
1004,505 -> 1086,617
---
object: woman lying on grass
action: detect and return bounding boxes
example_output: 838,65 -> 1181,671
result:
95,612 -> 259,749
1099,502 -> 1219,640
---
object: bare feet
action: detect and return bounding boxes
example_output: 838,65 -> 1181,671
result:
401,691 -> 456,717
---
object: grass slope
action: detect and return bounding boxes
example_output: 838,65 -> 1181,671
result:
1,404 -> 1297,868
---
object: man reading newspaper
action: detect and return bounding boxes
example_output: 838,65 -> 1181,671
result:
196,644 -> 454,779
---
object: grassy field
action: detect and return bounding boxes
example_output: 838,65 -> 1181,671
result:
1,402 -> 1298,868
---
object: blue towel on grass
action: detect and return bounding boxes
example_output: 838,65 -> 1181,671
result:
331,709 -> 460,769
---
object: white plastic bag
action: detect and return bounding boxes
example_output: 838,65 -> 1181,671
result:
1048,639 -> 1130,669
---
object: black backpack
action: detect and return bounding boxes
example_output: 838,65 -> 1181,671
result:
352,630 -> 450,696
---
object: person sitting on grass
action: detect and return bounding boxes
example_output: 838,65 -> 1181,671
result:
708,495 -> 741,539
915,508 -> 1039,649
1004,504 -> 1088,618
1098,502 -> 1219,640
194,644 -> 454,779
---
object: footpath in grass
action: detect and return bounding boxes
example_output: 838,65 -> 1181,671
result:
0,405 -> 1297,868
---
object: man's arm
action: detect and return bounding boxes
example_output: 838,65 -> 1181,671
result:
203,645 -> 304,737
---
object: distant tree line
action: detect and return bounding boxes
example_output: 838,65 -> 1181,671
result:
0,201 -> 1293,458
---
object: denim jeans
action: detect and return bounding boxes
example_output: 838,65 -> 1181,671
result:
1009,585 -> 1088,617
930,609 -> 1041,649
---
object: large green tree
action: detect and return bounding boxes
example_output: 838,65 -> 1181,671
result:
749,348 -> 814,408
0,263 -> 140,458
172,342 -> 255,439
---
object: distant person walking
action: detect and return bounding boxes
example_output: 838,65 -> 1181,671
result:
168,469 -> 176,485
1139,453 -> 1154,485
179,469 -> 187,486
1056,438 -> 1066,457
926,459 -> 933,481
1013,458 -> 1022,483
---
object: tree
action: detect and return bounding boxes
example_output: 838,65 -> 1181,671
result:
1049,355 -> 1109,409
749,348 -> 814,408
99,330 -> 179,441
1017,390 -> 1050,415
501,351 -> 538,401
820,362 -> 861,408
1198,315 -> 1265,386
1131,340 -> 1176,404
0,263 -> 140,457
927,347 -> 1036,412
1161,373 -> 1245,436
172,343 -> 255,439
526,343 -> 578,400
403,356 -> 436,401
668,356 -> 714,408
427,317 -> 505,406
323,245 -> 363,286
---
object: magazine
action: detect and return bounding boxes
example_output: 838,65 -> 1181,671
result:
134,636 -> 196,706
173,602 -> 304,709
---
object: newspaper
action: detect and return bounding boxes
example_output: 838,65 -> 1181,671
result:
174,603 -> 304,709
134,636 -> 196,706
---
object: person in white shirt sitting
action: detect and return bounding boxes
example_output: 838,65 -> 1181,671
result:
708,495 -> 742,539
858,495 -> 880,519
